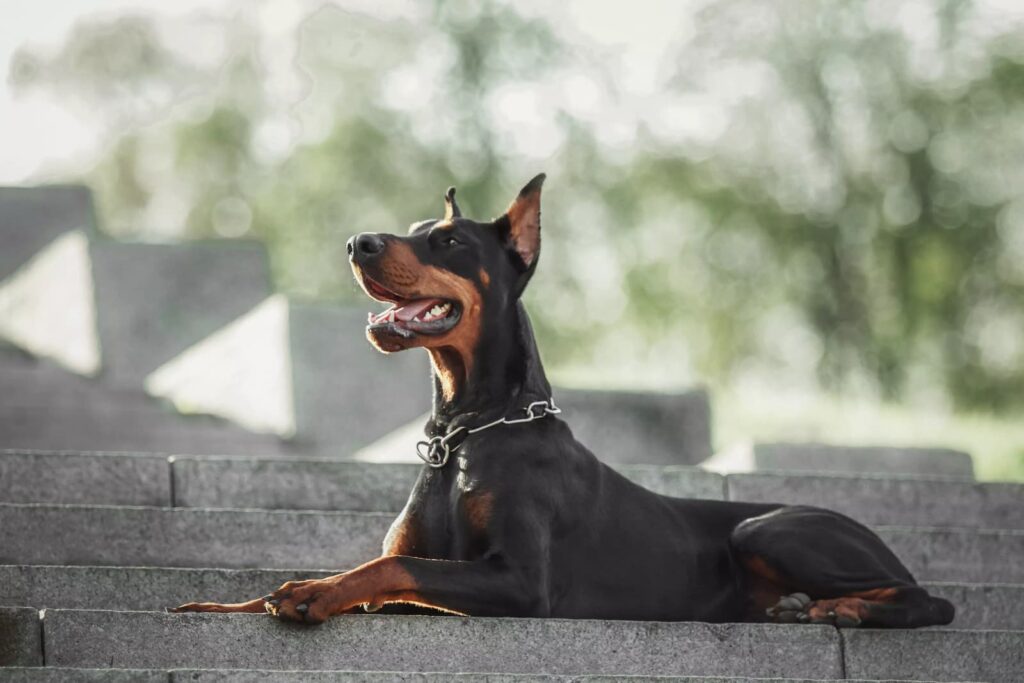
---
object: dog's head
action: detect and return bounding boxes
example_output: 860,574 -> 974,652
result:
348,174 -> 545,364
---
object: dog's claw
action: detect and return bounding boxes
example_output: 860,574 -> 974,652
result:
295,603 -> 308,613
262,594 -> 274,602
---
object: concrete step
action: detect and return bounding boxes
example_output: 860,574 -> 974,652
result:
0,401 -> 293,455
0,451 -> 170,506
842,628 -> 1023,682
0,670 -> 954,683
0,504 -> 390,570
2,565 -> 1019,631
88,240 -> 272,389
706,443 -> 975,478
727,472 -> 1024,529
0,503 -> 1020,582
0,565 -> 330,613
553,387 -> 712,466
874,526 -> 1024,583
0,669 -> 165,682
41,610 -> 846,679
171,456 -> 726,512
7,450 -> 1021,531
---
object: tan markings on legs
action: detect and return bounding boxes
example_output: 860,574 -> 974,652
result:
170,597 -> 267,614
382,506 -> 422,557
462,491 -> 494,535
267,556 -> 467,623
848,587 -> 901,602
742,555 -> 791,613
807,597 -> 870,622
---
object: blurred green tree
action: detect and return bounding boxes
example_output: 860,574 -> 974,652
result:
9,0 -> 1024,413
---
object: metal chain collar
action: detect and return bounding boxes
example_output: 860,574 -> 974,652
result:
415,398 -> 561,469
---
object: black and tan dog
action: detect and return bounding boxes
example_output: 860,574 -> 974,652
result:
175,175 -> 955,629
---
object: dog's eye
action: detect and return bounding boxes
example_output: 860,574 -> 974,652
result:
441,236 -> 459,248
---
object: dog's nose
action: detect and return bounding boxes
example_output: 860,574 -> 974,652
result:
349,233 -> 385,259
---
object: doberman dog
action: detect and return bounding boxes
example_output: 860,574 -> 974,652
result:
174,174 -> 955,629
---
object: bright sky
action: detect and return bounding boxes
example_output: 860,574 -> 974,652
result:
0,0 -> 696,183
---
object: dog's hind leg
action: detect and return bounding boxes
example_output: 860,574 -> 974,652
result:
731,505 -> 955,628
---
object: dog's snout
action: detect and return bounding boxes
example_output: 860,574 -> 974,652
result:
350,232 -> 385,259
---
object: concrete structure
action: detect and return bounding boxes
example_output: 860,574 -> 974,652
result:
727,472 -> 1023,529
705,443 -> 975,478
554,388 -> 712,465
0,450 -> 169,507
0,186 -> 95,281
842,628 -> 1024,682
44,611 -> 845,679
2,565 -> 1020,631
0,504 -> 390,570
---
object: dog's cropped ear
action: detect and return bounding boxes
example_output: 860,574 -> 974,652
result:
443,187 -> 461,221
497,173 -> 545,271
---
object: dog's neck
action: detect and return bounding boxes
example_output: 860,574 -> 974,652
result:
426,300 -> 551,432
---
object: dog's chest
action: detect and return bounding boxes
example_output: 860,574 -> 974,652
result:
382,457 -> 496,560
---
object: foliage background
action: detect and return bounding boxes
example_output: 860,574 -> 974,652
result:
6,0 -> 1024,478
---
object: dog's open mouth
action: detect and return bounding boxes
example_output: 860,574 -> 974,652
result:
362,276 -> 460,338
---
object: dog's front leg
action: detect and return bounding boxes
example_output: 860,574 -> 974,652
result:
170,574 -> 354,615
263,555 -> 544,624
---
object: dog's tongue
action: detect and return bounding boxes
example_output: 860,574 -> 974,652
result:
393,298 -> 444,322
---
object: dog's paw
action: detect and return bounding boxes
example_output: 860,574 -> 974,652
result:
766,592 -> 864,628
766,592 -> 811,623
263,579 -> 340,625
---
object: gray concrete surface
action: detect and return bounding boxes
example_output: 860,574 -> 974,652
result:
0,403 -> 291,456
171,457 -> 725,512
614,465 -> 724,499
0,347 -> 291,455
0,504 -> 391,570
556,388 -> 712,466
0,185 -> 95,281
842,628 -> 1024,682
171,457 -> 421,512
2,502 -> 1018,581
44,610 -> 843,679
0,565 -> 333,612
170,673 -> 862,683
878,526 -> 1024,583
752,443 -> 974,478
925,582 -> 1024,631
0,450 -> 170,506
0,606 -> 42,666
89,240 -> 272,388
2,565 -> 1019,631
727,473 -> 1024,529
0,669 -> 167,682
1,670 -> 914,682
289,303 -> 431,456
